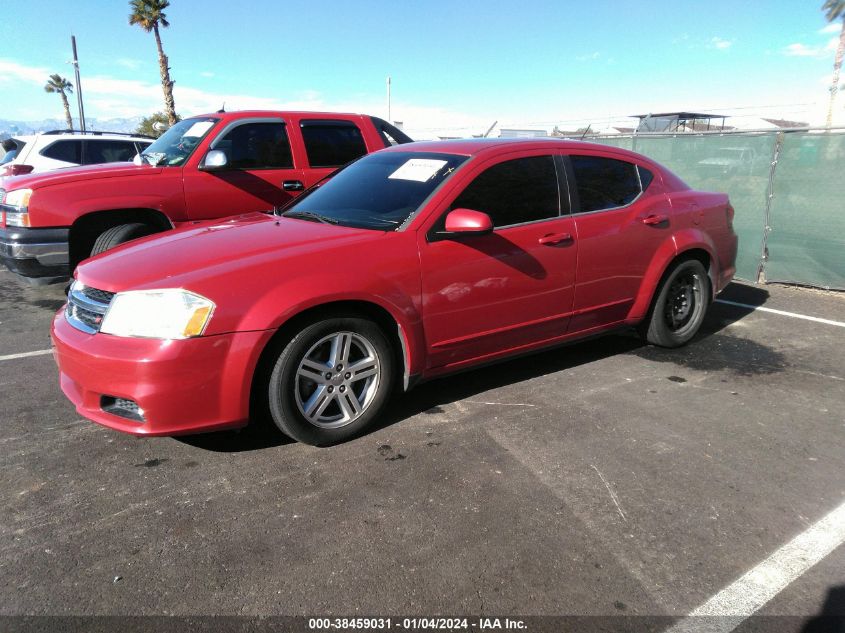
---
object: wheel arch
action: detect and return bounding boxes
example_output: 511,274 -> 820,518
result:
628,234 -> 716,322
69,208 -> 172,267
248,298 -> 417,428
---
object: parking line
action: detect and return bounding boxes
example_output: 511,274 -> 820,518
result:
0,349 -> 53,362
715,299 -> 845,328
667,499 -> 845,633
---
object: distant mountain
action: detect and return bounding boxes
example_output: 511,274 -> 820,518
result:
0,116 -> 144,138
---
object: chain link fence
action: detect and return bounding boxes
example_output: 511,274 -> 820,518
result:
590,130 -> 845,291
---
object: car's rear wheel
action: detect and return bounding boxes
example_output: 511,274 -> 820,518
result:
642,259 -> 709,348
91,223 -> 158,257
267,317 -> 395,445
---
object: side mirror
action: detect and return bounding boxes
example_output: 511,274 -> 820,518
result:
200,149 -> 228,170
443,208 -> 493,236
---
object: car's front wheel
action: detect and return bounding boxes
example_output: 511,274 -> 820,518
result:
642,259 -> 710,348
91,223 -> 158,257
267,317 -> 395,445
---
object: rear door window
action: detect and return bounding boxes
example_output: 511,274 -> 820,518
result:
450,155 -> 560,228
300,120 -> 368,167
40,140 -> 82,164
570,155 -> 642,212
84,140 -> 138,164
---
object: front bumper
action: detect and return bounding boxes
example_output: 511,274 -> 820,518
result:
0,226 -> 69,284
51,310 -> 275,436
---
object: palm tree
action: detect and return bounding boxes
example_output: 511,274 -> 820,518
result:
44,74 -> 74,130
129,0 -> 177,126
823,0 -> 845,128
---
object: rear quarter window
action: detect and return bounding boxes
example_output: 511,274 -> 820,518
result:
300,121 -> 368,168
570,155 -> 642,213
40,140 -> 82,164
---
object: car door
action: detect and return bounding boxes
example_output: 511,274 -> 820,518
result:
182,117 -> 306,220
418,153 -> 577,369
564,153 -> 669,332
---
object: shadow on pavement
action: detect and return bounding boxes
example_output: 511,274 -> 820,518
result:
801,584 -> 845,633
177,281 -> 768,453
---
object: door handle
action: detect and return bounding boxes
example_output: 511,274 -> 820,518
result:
283,180 -> 304,192
538,232 -> 573,245
639,214 -> 668,226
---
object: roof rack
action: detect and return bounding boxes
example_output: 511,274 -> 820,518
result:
41,129 -> 156,140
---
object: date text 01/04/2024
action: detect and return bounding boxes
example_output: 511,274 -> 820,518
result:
307,617 -> 527,630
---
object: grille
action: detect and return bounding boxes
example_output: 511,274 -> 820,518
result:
65,282 -> 113,334
81,286 -> 115,304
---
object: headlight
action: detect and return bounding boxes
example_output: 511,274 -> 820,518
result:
4,188 -> 32,209
100,289 -> 214,339
3,188 -> 33,227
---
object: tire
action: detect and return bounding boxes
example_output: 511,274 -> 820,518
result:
642,259 -> 710,348
267,317 -> 395,446
90,223 -> 158,257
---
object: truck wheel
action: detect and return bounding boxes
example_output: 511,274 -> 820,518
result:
267,317 -> 395,446
91,223 -> 158,257
642,259 -> 709,348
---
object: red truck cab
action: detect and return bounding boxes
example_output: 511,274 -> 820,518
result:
0,111 -> 411,283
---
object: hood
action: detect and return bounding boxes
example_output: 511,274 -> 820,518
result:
1,161 -> 163,190
76,212 -> 380,293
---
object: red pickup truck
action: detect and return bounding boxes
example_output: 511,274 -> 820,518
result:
0,111 -> 411,283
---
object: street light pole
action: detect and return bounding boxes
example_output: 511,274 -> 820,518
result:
70,35 -> 87,132
387,76 -> 391,123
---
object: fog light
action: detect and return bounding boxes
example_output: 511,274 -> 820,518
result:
101,396 -> 145,422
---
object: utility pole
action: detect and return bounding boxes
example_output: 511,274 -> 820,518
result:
386,76 -> 392,123
69,35 -> 87,132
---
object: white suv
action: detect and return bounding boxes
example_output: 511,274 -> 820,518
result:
0,131 -> 153,177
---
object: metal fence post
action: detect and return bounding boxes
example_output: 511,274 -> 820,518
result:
758,131 -> 784,284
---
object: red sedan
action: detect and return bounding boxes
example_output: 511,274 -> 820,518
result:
51,139 -> 737,445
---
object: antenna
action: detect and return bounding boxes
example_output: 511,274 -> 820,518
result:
482,120 -> 498,138
386,76 -> 391,123
580,124 -> 592,139
217,103 -> 226,113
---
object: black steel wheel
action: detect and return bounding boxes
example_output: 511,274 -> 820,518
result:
642,259 -> 709,348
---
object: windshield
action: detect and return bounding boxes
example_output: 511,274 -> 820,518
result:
282,151 -> 467,230
140,117 -> 218,167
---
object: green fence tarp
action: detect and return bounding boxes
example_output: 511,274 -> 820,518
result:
593,134 -> 777,281
592,131 -> 845,289
765,133 -> 845,290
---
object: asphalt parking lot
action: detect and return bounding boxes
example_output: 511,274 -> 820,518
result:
1,268 -> 843,631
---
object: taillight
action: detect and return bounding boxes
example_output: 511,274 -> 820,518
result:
0,164 -> 34,177
726,203 -> 735,228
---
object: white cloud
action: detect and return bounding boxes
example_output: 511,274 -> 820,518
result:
199,71 -> 214,78
116,58 -> 143,71
819,23 -> 842,34
576,51 -> 601,62
0,57 -> 490,137
709,37 -> 733,50
784,37 -> 839,58
0,59 -> 51,84
785,43 -> 823,57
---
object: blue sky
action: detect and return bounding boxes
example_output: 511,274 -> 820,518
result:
1,0 -> 842,135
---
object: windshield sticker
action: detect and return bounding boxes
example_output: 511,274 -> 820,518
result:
183,121 -> 214,138
388,158 -> 448,182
